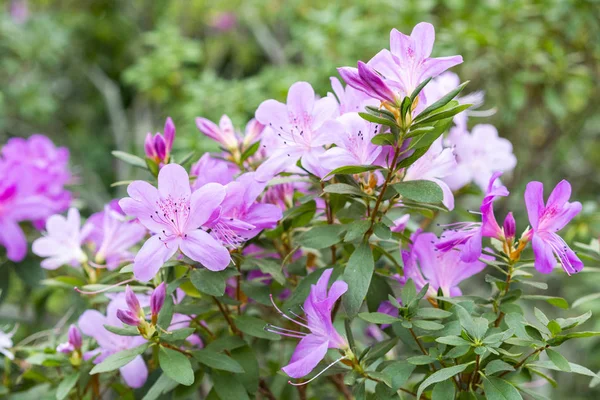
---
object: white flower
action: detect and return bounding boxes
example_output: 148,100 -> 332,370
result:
0,326 -> 16,360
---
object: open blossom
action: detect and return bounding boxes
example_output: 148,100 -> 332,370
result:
338,22 -> 462,106
119,164 -> 231,282
401,231 -> 488,298
524,180 -> 583,275
85,200 -> 146,270
254,81 -> 339,180
328,77 -> 378,115
206,172 -> 282,247
321,113 -> 383,173
196,115 -> 264,151
79,293 -> 149,388
0,326 -> 16,360
444,124 -> 517,191
267,268 -> 348,379
436,172 -> 509,261
144,117 -> 175,165
57,324 -> 82,354
190,153 -> 239,190
32,208 -> 92,269
403,137 -> 457,210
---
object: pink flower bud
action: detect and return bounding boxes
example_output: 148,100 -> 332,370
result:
144,132 -> 157,160
243,119 -> 264,148
154,133 -> 167,162
67,325 -> 82,349
150,282 -> 166,317
503,212 -> 516,240
163,117 -> 175,154
117,309 -> 140,326
57,342 -> 75,354
125,285 -> 142,316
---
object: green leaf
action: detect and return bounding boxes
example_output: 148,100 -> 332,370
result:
392,180 -> 443,204
103,324 -> 140,336
205,336 -> 247,353
432,379 -> 455,400
253,258 -> 286,285
358,312 -> 399,324
410,77 -> 432,103
547,320 -> 562,336
323,183 -> 366,197
90,343 -> 150,374
211,371 -> 250,400
415,81 -> 469,120
283,200 -> 316,228
191,349 -> 244,373
112,150 -> 147,169
342,242 -> 374,317
382,361 -> 415,391
363,337 -> 399,364
408,355 -> 436,365
572,293 -> 600,308
521,295 -> 569,309
359,112 -> 398,127
229,346 -> 259,394
485,360 -> 515,376
344,220 -> 371,242
436,336 -> 472,346
528,360 -> 600,379
240,141 -> 260,161
546,348 -> 571,372
142,374 -> 178,400
534,308 -> 550,326
482,376 -> 523,400
412,103 -> 471,127
297,225 -> 346,249
373,222 -> 392,240
160,327 -> 196,343
555,310 -> 592,330
56,372 -> 79,400
412,320 -> 444,331
158,347 -> 195,386
157,295 -> 174,328
371,133 -> 396,146
417,363 -> 471,399
190,268 -> 229,297
234,315 -> 280,340
325,164 -> 382,178
416,308 -> 452,320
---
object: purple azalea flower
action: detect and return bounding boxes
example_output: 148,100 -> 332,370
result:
402,231 -> 489,298
338,22 -> 463,106
196,115 -> 264,152
254,81 -> 339,180
190,153 -> 239,190
321,113 -> 383,174
57,324 -> 82,354
403,137 -> 457,210
327,77 -> 378,115
391,214 -> 410,232
119,164 -> 231,282
206,172 -> 282,247
436,172 -> 509,262
144,117 -> 175,165
32,208 -> 92,270
444,124 -> 517,191
524,180 -> 583,275
267,268 -> 348,379
79,293 -> 149,388
85,200 -> 147,270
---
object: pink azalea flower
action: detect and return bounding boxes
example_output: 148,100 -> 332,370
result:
79,293 -> 149,388
206,172 -> 282,247
401,231 -> 489,297
403,137 -> 457,210
196,115 -> 264,152
144,117 -> 175,165
436,172 -> 509,262
339,22 -> 462,106
254,82 -> 339,180
85,200 -> 147,270
524,180 -> 583,275
444,124 -> 517,191
57,324 -> 82,354
327,77 -> 378,115
190,153 -> 239,190
119,164 -> 231,282
321,113 -> 383,174
32,208 -> 92,270
267,268 -> 348,379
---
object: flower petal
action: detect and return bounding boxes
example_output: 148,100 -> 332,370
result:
0,219 -> 27,262
186,183 -> 226,230
158,164 -> 191,200
525,181 -> 545,230
133,235 -> 179,282
410,22 -> 435,60
287,82 -> 315,117
282,334 -> 329,378
119,355 -> 148,388
180,230 -> 230,271
532,234 -> 556,274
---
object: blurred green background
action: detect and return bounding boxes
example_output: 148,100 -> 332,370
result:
1,0 -> 600,398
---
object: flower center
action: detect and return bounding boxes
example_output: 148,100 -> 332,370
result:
151,195 -> 191,237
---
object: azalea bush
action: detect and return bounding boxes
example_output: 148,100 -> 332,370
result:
1,21 -> 599,400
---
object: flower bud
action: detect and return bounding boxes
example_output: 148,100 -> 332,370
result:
163,117 -> 175,154
150,282 -> 166,318
144,132 -> 157,160
56,342 -> 75,354
503,212 -> 516,241
67,325 -> 82,349
117,309 -> 140,326
154,133 -> 167,162
242,119 -> 264,148
125,285 -> 142,317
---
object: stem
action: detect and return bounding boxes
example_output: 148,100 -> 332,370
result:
213,297 -> 242,337
161,342 -> 192,356
494,261 -> 515,327
468,355 -> 481,390
327,374 -> 352,400
409,328 -> 437,372
258,379 -> 277,400
321,181 -> 337,264
499,345 -> 548,378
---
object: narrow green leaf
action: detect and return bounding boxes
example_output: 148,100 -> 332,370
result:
56,372 -> 79,400
103,324 -> 140,336
415,80 -> 469,119
382,361 -> 415,391
417,363 -> 471,399
412,320 -> 444,331
436,336 -> 472,346
358,312 -> 399,325
371,133 -> 396,146
482,376 -> 523,400
416,308 -> 452,320
410,77 -> 433,102
234,315 -> 280,340
325,165 -> 382,178
191,349 -> 244,373
90,343 -> 150,374
190,268 -> 229,297
212,371 -> 250,400
142,374 -> 178,400
358,112 -> 398,127
485,360 -> 515,376
112,150 -> 147,169
297,225 -> 346,249
342,242 -> 375,317
392,180 -> 443,204
546,349 -> 571,372
521,295 -> 569,309
432,379 -> 455,400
